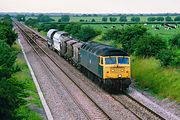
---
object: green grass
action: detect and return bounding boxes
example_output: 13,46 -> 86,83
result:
10,43 -> 43,119
132,57 -> 180,102
146,24 -> 180,42
15,105 -> 42,120
40,31 -> 47,37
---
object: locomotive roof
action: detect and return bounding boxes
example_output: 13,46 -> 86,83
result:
81,42 -> 128,56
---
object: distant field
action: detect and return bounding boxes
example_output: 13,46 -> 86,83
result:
26,15 -> 177,22
82,23 -> 180,42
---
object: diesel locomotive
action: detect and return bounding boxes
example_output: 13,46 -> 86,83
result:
47,29 -> 131,91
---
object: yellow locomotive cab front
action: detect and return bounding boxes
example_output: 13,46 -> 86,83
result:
101,56 -> 131,79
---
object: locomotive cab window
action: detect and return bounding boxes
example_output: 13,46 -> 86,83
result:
105,57 -> 116,64
118,57 -> 129,64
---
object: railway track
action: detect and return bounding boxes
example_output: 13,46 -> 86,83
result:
14,21 -> 167,120
111,94 -> 165,120
14,21 -> 111,120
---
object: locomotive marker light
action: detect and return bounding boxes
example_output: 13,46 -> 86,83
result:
118,74 -> 122,78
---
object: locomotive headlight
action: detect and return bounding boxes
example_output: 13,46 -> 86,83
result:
118,74 -> 122,78
121,69 -> 124,72
112,69 -> 114,72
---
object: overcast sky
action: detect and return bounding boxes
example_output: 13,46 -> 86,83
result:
0,0 -> 180,13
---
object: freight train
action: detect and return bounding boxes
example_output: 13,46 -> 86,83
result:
47,29 -> 131,91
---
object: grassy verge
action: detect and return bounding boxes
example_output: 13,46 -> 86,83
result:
132,57 -> 180,102
10,43 -> 43,119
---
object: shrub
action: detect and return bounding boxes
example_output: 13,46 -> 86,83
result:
156,49 -> 180,67
169,34 -> 180,48
135,34 -> 166,57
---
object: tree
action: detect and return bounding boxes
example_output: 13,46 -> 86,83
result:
165,16 -> 173,21
0,41 -> 17,79
147,17 -> 156,22
25,18 -> 38,27
77,26 -> 99,41
37,14 -> 54,22
58,18 -> 61,22
64,23 -> 82,38
119,15 -> 127,22
16,15 -> 26,22
0,19 -> 17,47
156,17 -> 164,21
109,17 -> 117,22
60,15 -> 70,22
102,17 -> 108,22
79,19 -> 85,22
119,25 -> 147,53
131,16 -> 140,22
174,16 -> 180,21
91,18 -> 96,22
135,34 -> 166,57
102,28 -> 121,41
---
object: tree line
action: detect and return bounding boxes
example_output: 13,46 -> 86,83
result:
17,14 -> 180,24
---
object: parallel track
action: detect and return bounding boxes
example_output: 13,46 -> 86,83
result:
111,94 -> 165,120
14,20 -> 166,120
14,21 -> 111,120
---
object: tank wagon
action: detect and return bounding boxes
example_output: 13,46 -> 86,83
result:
47,29 -> 58,48
47,29 -> 131,91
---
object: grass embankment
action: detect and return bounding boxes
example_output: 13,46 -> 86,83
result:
132,57 -> 180,102
11,43 -> 43,119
